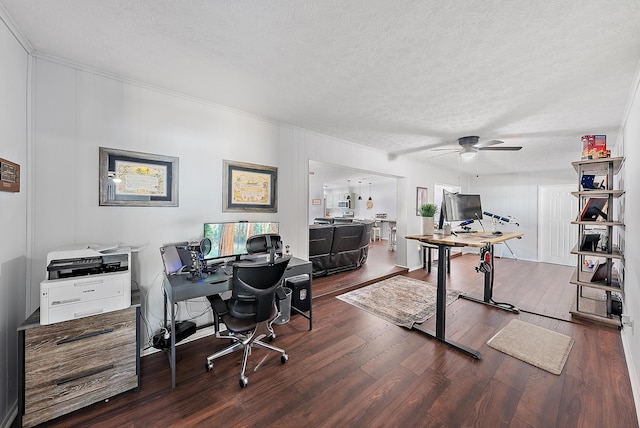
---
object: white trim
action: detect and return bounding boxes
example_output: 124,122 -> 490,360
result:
618,57 -> 640,144
25,54 -> 36,314
0,3 -> 33,54
622,330 -> 640,427
0,403 -> 18,428
32,50 -> 283,126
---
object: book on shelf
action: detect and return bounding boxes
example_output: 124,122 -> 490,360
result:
580,234 -> 601,252
580,174 -> 607,190
591,261 -> 609,282
579,197 -> 608,221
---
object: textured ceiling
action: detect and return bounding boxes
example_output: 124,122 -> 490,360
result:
2,0 -> 640,176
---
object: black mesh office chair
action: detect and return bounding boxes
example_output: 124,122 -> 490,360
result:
205,235 -> 290,388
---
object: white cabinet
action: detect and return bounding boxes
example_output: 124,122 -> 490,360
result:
325,192 -> 354,209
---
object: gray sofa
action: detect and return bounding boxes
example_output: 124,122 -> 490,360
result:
308,221 -> 372,277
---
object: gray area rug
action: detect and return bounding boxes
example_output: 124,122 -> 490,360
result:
336,276 -> 461,328
487,319 -> 574,375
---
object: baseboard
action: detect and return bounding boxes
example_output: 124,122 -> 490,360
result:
621,328 -> 640,426
141,325 -> 217,357
1,402 -> 18,428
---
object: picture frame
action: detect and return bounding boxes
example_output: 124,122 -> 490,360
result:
416,187 -> 428,216
99,147 -> 179,207
0,157 -> 20,192
223,160 -> 277,213
312,198 -> 322,206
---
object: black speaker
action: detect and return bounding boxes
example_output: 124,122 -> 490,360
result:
611,295 -> 622,316
285,274 -> 311,314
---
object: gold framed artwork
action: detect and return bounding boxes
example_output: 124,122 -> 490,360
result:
223,160 -> 277,213
99,147 -> 179,207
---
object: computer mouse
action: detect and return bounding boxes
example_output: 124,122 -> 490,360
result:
492,231 -> 503,236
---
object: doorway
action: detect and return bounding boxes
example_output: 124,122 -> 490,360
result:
538,184 -> 577,266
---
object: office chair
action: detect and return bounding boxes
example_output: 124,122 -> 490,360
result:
205,235 -> 291,388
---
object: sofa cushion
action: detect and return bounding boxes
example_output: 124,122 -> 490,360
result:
309,225 -> 334,276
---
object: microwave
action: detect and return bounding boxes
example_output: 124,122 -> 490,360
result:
338,200 -> 350,208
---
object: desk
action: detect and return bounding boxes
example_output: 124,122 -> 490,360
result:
405,231 -> 524,359
162,256 -> 312,388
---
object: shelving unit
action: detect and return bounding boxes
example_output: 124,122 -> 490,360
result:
569,157 -> 625,328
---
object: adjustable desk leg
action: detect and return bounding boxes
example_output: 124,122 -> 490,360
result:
170,301 -> 176,389
460,244 -> 519,313
162,289 -> 178,388
413,244 -> 481,360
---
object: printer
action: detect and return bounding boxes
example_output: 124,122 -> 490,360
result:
40,245 -> 132,325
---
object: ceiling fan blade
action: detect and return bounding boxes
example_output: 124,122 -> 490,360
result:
475,139 -> 504,148
478,146 -> 522,151
424,150 -> 459,160
388,140 -> 452,159
430,147 -> 460,152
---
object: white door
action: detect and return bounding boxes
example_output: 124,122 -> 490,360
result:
538,184 -> 578,266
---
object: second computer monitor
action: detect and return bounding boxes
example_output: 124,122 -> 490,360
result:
203,221 -> 279,260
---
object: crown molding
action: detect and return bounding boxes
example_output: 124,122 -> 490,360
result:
0,2 -> 33,54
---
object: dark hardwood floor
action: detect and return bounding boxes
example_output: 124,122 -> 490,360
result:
34,243 -> 637,428
312,239 -> 407,298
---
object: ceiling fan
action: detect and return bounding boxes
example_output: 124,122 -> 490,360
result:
429,136 -> 522,160
388,135 -> 522,160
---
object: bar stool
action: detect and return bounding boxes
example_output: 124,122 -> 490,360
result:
371,221 -> 382,241
421,243 -> 450,273
388,225 -> 397,251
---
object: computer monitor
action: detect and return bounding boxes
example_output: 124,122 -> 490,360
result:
439,190 -> 483,225
203,221 -> 279,260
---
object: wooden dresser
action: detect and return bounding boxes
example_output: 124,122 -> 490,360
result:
17,294 -> 140,427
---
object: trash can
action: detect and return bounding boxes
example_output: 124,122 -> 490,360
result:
274,287 -> 292,325
285,274 -> 311,314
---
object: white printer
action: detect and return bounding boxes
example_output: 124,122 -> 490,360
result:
40,245 -> 132,325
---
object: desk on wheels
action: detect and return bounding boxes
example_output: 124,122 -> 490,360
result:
405,231 -> 523,359
162,256 -> 312,388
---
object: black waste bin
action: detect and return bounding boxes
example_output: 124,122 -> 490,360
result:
285,274 -> 311,314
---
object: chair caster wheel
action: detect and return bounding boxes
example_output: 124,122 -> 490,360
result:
206,362 -> 213,372
239,377 -> 248,388
281,354 -> 288,364
269,333 -> 276,341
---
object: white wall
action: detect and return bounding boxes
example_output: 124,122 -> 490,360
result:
468,169 -> 575,261
279,126 -> 463,271
30,58 -> 283,350
620,66 -> 640,415
0,16 -> 28,428
17,38 -> 640,426
29,58 -> 464,355
308,176 -> 397,224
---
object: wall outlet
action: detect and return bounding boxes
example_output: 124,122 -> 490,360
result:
622,315 -> 633,328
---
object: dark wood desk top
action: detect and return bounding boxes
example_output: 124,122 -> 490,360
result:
405,231 -> 524,248
163,256 -> 312,303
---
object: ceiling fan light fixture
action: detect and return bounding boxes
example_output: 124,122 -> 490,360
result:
460,146 -> 477,160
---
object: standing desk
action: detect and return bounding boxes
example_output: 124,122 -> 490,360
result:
162,256 -> 312,388
405,231 -> 524,359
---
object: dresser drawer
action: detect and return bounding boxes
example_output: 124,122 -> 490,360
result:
25,307 -> 135,358
23,306 -> 138,423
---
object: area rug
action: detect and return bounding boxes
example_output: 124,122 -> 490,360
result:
487,319 -> 574,375
336,276 -> 461,328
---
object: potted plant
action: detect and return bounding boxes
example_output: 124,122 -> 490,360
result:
420,203 -> 437,235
